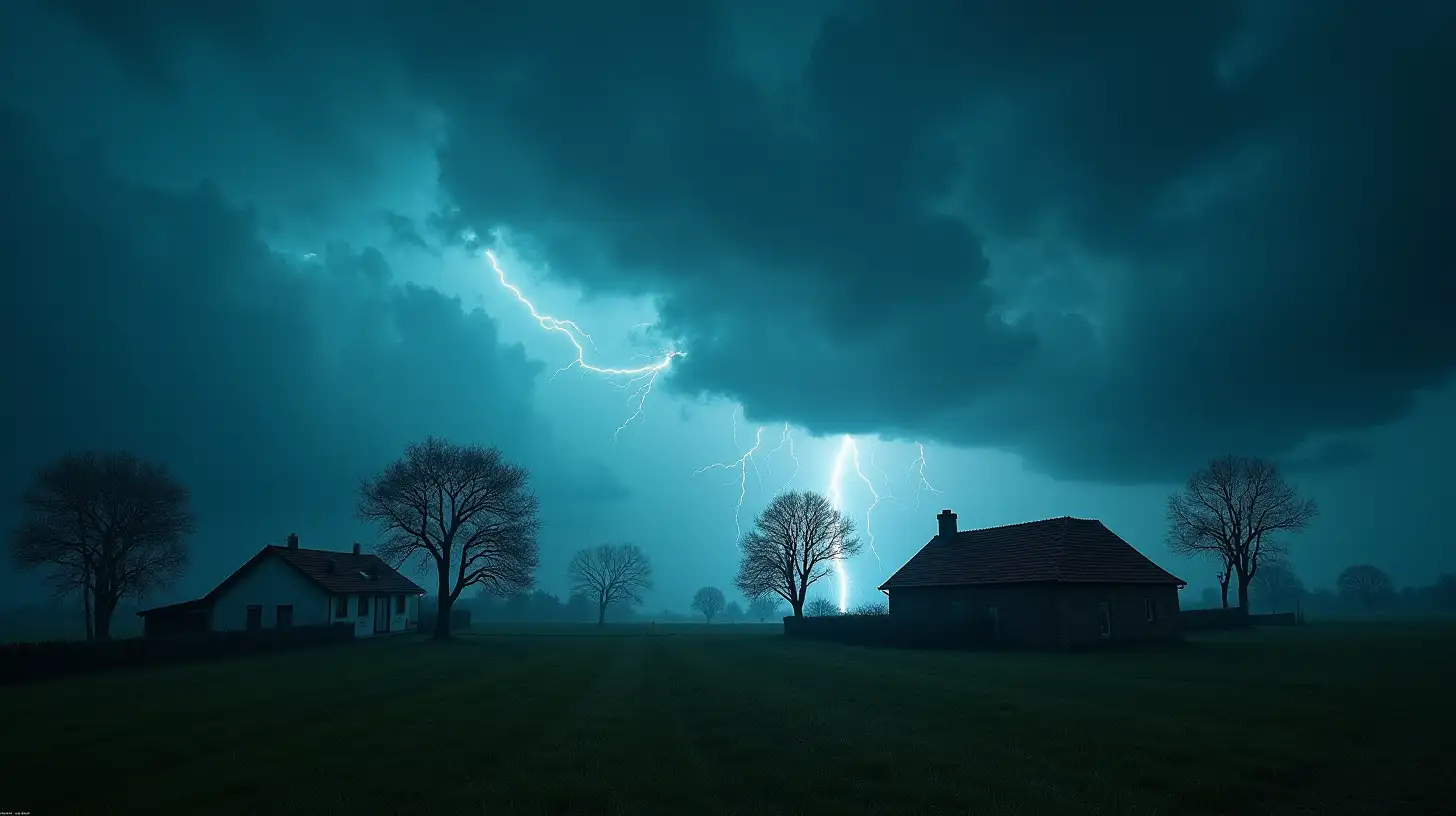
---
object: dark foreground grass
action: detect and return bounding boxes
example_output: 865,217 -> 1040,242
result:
2,622 -> 1452,815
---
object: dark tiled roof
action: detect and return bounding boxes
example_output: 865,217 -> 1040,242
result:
137,598 -> 211,616
878,517 -> 1185,590
137,545 -> 426,616
270,546 -> 427,595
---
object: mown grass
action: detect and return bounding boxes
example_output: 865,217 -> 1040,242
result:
2,622 -> 1452,814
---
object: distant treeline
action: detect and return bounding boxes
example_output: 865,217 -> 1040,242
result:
1186,571 -> 1456,619
452,590 -> 742,625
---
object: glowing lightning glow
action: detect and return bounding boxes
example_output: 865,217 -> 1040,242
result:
483,250 -> 683,438
826,436 -> 857,612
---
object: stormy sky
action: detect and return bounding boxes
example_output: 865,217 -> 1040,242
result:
2,0 -> 1452,610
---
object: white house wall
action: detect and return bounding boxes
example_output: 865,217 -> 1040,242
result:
211,555 -> 330,631
328,592 -> 420,637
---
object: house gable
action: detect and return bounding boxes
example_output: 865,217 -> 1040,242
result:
880,516 -> 1185,591
210,550 -> 332,630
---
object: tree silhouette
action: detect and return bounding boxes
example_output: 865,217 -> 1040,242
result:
567,543 -> 653,625
734,490 -> 861,617
1337,564 -> 1394,615
1167,455 -> 1318,610
358,437 -> 539,639
1250,558 -> 1305,613
746,596 -> 783,623
805,598 -> 839,617
11,451 -> 194,641
691,586 -> 726,623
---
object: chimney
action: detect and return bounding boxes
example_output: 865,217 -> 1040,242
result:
937,509 -> 958,540
352,542 -> 361,556
287,533 -> 299,550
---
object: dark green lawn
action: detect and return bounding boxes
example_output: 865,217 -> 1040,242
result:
3,622 -> 1452,814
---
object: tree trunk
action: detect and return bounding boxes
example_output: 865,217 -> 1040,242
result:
82,581 -> 94,642
93,596 -> 115,642
434,571 -> 453,640
789,600 -> 803,618
1236,572 -> 1252,611
597,600 -> 607,625
1219,581 -> 1230,609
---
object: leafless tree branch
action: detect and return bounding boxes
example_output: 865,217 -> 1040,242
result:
567,543 -> 654,624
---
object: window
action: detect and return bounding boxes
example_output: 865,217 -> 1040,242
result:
1097,601 -> 1112,638
358,595 -> 370,616
949,600 -> 964,621
1144,598 -> 1157,623
986,606 -> 1001,640
335,596 -> 349,618
276,605 -> 294,629
395,595 -> 406,614
245,605 -> 263,631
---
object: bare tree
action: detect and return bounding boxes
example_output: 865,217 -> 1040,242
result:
746,595 -> 783,623
1166,455 -> 1319,610
691,586 -> 726,624
734,490 -> 861,618
852,600 -> 888,616
1337,564 -> 1394,615
721,601 -> 744,623
1250,558 -> 1305,613
805,598 -> 839,617
567,543 -> 653,625
358,437 -> 539,639
1215,554 -> 1235,609
11,451 -> 194,641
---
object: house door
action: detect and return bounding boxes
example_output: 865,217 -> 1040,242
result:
373,595 -> 389,633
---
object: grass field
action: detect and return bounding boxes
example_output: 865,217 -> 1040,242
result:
3,622 -> 1452,815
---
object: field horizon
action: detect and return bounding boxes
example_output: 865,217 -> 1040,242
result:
3,621 -> 1452,814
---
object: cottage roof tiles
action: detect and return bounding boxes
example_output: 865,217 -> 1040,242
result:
878,516 -> 1185,590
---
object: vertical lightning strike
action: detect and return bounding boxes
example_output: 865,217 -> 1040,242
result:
765,422 -> 800,492
904,442 -> 944,508
848,442 -> 886,563
483,250 -> 683,437
695,418 -> 766,543
826,436 -> 858,613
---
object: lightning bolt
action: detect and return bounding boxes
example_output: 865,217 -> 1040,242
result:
765,423 -> 800,493
826,436 -> 859,613
904,442 -> 944,508
483,249 -> 683,438
695,409 -> 765,542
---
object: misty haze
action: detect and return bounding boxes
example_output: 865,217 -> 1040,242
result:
2,1 -> 1453,814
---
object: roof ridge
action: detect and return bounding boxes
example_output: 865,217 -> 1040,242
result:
956,515 -> 1084,535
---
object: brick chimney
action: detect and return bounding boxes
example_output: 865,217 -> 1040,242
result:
352,542 -> 361,556
287,533 -> 299,549
937,509 -> 958,540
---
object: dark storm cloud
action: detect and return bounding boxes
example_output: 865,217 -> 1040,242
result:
42,0 -> 1456,484
0,110 -> 627,583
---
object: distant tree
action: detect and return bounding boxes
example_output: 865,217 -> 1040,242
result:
734,490 -> 862,618
11,451 -> 195,641
805,598 -> 839,617
1434,574 -> 1456,615
721,600 -> 744,623
1215,555 -> 1235,609
566,592 -> 594,623
691,586 -> 727,623
1166,455 -> 1318,610
747,596 -> 783,623
1337,564 -> 1395,615
358,437 -> 540,640
852,600 -> 888,616
567,543 -> 653,625
1250,558 -> 1305,613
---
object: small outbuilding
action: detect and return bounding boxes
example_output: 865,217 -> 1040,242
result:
879,510 -> 1186,647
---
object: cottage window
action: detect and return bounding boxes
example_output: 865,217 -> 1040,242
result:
245,605 -> 263,631
1097,601 -> 1112,637
358,595 -> 370,616
395,594 -> 406,614
1144,598 -> 1156,623
335,596 -> 349,618
949,600 -> 964,620
986,606 -> 1001,640
276,605 -> 294,629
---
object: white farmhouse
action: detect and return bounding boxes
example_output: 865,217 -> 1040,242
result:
137,534 -> 426,638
